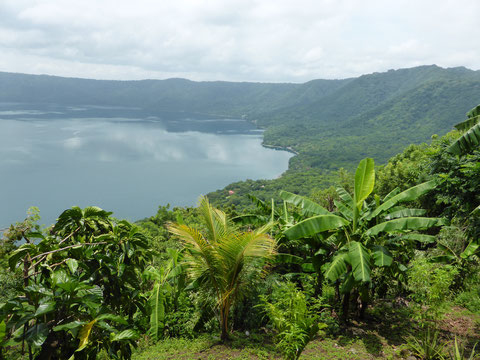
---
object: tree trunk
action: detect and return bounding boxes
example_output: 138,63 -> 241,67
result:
341,291 -> 351,323
314,271 -> 323,297
220,305 -> 229,342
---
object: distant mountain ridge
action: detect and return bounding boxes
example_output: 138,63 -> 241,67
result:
1,65 -> 479,170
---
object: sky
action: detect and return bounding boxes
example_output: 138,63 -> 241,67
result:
0,0 -> 479,83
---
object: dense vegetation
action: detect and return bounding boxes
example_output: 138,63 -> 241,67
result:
1,72 -> 480,358
0,102 -> 480,359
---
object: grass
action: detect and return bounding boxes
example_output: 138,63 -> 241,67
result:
132,304 -> 480,360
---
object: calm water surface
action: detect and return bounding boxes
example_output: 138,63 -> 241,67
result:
0,104 -> 292,227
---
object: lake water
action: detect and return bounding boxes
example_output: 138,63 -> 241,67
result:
0,103 -> 292,228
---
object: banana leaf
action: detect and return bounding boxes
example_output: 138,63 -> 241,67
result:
284,215 -> 349,240
349,241 -> 371,282
325,253 -> 348,282
279,190 -> 330,215
372,245 -> 393,267
366,180 -> 436,220
365,217 -> 447,236
448,122 -> 480,155
384,208 -> 426,220
334,200 -> 353,221
336,186 -> 353,206
354,158 -> 375,211
461,239 -> 480,259
399,233 -> 436,243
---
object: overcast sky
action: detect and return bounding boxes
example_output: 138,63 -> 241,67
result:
0,0 -> 479,82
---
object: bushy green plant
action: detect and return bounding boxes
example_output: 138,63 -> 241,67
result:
259,282 -> 326,360
455,290 -> 480,314
1,206 -> 153,360
408,256 -> 458,323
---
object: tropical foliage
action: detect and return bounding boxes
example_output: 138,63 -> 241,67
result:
281,158 -> 445,319
0,207 -> 153,359
167,196 -> 277,341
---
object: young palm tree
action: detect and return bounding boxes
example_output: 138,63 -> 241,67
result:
167,196 -> 276,341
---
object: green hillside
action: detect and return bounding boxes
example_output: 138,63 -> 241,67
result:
1,65 -> 479,173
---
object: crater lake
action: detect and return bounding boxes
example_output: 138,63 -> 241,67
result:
0,103 -> 292,228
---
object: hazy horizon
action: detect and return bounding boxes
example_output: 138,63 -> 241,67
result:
0,64 -> 476,84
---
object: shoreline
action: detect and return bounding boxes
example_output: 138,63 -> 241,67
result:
261,142 -> 299,155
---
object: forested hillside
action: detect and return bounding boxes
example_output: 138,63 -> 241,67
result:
2,65 -> 479,173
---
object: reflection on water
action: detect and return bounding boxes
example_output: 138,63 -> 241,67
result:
0,104 -> 292,227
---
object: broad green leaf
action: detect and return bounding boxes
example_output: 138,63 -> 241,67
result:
0,320 -> 5,342
273,254 -> 304,265
279,190 -> 330,215
25,323 -> 48,347
54,321 -> 85,332
52,269 -> 70,285
8,246 -> 34,271
284,215 -> 349,240
340,273 -> 355,294
246,194 -> 273,214
454,114 -> 480,131
79,286 -> 103,297
448,122 -> 480,155
454,104 -> 480,131
35,301 -> 56,317
467,104 -> 480,119
149,282 -> 166,341
96,314 -> 128,325
384,208 -> 426,220
461,239 -> 480,259
366,217 -> 447,236
110,329 -> 138,342
349,241 -> 371,282
399,233 -> 436,243
66,258 -> 79,274
372,246 -> 393,267
24,283 -> 53,296
325,253 -> 348,282
336,187 -> 354,209
354,158 -> 375,211
383,187 -> 400,202
334,200 -> 353,221
77,319 -> 97,351
367,180 -> 436,220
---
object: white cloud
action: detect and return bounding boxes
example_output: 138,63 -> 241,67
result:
0,0 -> 479,82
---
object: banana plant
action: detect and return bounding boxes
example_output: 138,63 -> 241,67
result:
233,193 -> 330,295
143,248 -> 186,342
282,158 -> 446,320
